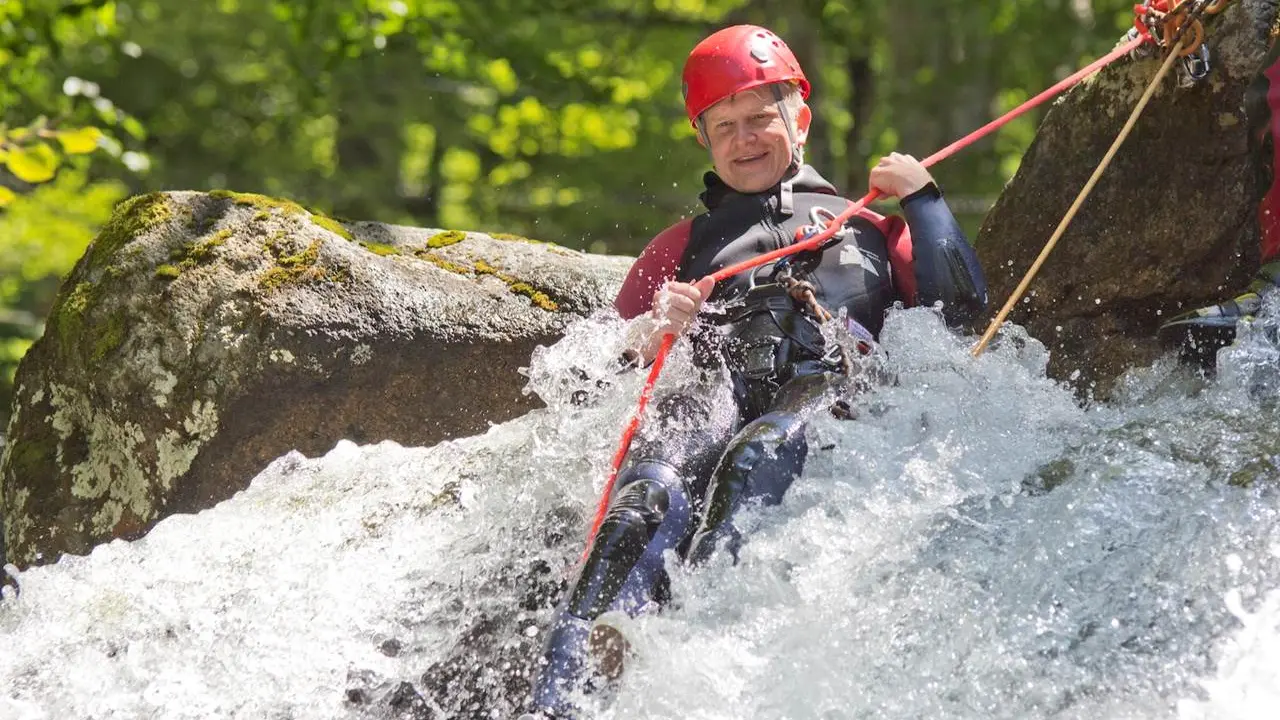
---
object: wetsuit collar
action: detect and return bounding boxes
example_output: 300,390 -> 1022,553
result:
698,163 -> 838,212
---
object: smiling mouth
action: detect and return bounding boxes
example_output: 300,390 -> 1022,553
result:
734,152 -> 767,165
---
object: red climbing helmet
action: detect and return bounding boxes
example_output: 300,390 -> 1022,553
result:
681,25 -> 811,127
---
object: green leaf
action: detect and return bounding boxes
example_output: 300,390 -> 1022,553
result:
5,143 -> 59,183
0,186 -> 15,207
56,127 -> 103,155
121,116 -> 146,141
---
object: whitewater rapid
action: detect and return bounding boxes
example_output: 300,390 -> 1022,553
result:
2,305 -> 1277,719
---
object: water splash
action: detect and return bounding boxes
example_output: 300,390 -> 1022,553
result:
1,307 -> 1277,719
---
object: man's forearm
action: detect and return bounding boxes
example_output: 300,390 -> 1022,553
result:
901,189 -> 989,325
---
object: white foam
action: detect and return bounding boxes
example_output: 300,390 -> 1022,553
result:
1,308 -> 1276,719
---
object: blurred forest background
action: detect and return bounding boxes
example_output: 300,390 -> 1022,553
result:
1,0 -> 1142,416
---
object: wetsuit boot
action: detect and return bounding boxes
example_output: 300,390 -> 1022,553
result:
1159,261 -> 1280,365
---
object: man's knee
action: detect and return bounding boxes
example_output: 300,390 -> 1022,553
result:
720,414 -> 807,503
596,471 -> 674,560
566,461 -> 690,618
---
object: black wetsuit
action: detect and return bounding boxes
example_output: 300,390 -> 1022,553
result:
528,165 -> 987,716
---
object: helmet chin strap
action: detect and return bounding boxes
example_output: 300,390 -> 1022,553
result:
769,84 -> 804,171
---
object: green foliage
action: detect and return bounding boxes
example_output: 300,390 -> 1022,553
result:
0,171 -> 128,302
4,0 -> 1143,252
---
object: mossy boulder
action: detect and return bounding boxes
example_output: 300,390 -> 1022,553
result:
0,190 -> 631,569
975,0 -> 1278,397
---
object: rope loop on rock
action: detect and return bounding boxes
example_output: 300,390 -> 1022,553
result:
1132,0 -> 1230,56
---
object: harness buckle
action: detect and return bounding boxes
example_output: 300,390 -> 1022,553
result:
794,206 -> 851,251
738,338 -> 782,380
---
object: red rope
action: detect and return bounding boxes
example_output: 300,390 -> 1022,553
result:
580,34 -> 1150,558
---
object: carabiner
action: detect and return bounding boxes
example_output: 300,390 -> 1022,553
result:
1181,43 -> 1211,82
793,206 -> 849,250
1168,16 -> 1205,56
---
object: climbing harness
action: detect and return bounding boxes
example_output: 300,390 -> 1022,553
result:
705,210 -> 875,391
582,3 -> 1236,556
971,0 -> 1234,357
776,206 -> 876,374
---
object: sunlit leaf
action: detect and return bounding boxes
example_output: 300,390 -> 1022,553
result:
441,147 -> 481,183
56,126 -> 103,154
485,58 -> 518,95
578,47 -> 603,70
5,143 -> 59,183
0,186 -> 15,207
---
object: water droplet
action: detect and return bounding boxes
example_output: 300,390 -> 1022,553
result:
1225,553 -> 1243,573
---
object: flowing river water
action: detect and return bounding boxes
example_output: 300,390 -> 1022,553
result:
2,305 -> 1278,719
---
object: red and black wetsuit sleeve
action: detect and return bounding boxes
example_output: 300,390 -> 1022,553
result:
614,218 -> 694,320
876,185 -> 988,327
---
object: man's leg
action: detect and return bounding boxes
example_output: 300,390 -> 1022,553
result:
687,372 -> 836,564
529,389 -> 737,716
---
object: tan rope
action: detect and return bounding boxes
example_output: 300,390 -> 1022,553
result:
777,276 -> 857,375
971,40 -> 1186,358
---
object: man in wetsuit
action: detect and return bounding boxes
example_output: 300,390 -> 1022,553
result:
524,24 -> 988,717
1160,34 -> 1280,358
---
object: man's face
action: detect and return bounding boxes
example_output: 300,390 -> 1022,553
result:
699,87 -> 808,194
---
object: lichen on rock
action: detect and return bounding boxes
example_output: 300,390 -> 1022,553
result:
414,251 -> 562,312
426,230 -> 467,248
85,192 -> 175,271
257,223 -> 358,291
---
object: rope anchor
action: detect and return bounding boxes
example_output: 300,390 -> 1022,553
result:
1138,0 -> 1233,81
1128,0 -> 1232,83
